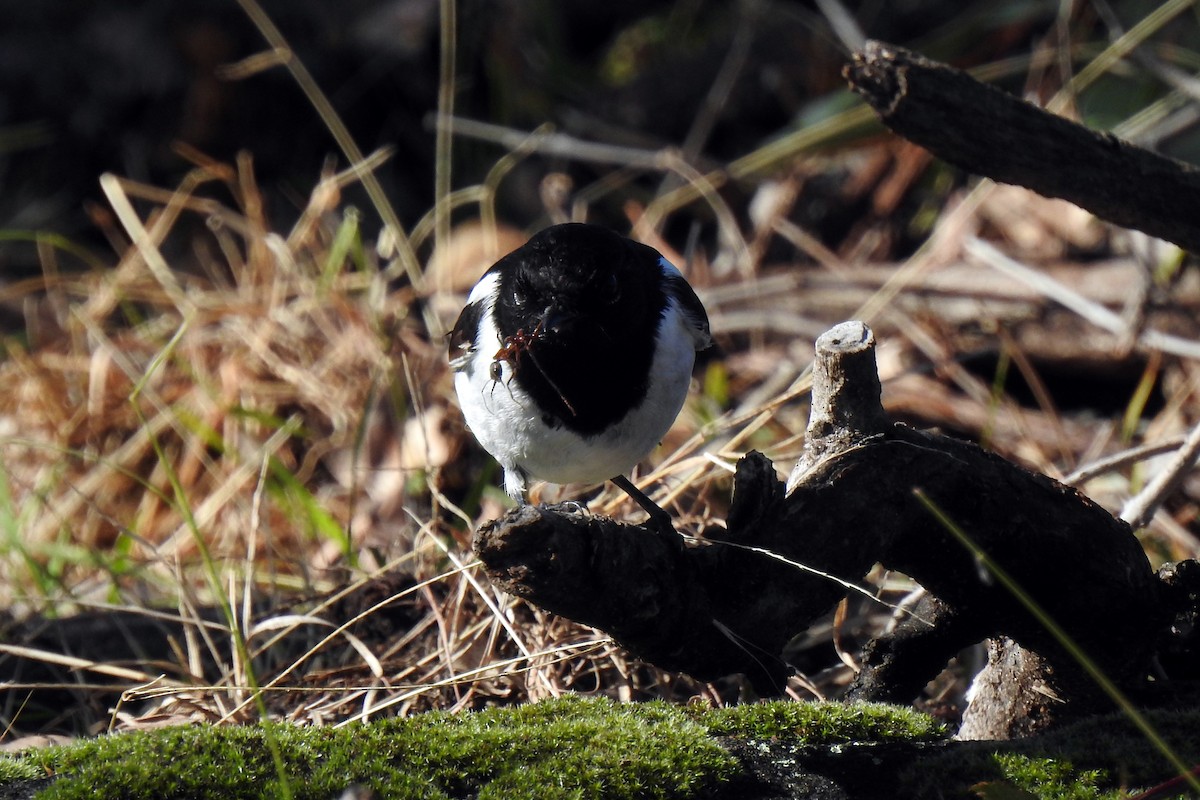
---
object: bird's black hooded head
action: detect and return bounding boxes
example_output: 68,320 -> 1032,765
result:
489,223 -> 670,434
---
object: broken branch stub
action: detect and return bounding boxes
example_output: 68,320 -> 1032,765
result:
782,322 -> 1165,736
789,320 -> 889,488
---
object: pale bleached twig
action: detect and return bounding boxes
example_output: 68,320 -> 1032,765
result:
436,115 -> 670,169
1064,435 -> 1188,485
1120,418 -> 1200,530
965,237 -> 1200,360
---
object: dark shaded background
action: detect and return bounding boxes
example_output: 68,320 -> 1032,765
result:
0,0 -> 1074,273
6,0 -> 1200,279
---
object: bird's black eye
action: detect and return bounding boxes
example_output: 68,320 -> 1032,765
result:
509,283 -> 527,308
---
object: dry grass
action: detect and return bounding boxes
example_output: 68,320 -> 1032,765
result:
0,152 -> 788,737
2,3 -> 1200,744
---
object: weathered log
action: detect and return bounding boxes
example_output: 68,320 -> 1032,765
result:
842,40 -> 1200,254
474,501 -> 794,692
474,322 -> 1175,738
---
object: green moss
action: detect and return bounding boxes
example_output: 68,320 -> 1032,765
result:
11,696 -> 744,800
2,697 -> 1022,799
905,709 -> 1200,799
985,753 -> 1112,800
694,699 -> 947,743
0,754 -> 45,782
13,699 -> 1189,800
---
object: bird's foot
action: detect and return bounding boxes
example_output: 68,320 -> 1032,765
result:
539,500 -> 590,518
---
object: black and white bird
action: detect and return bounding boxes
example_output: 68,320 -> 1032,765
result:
448,222 -> 712,530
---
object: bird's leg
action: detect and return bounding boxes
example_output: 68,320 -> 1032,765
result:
508,468 -> 588,518
610,475 -> 679,541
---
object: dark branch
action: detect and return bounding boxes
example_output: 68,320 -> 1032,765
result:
474,322 -> 1182,738
473,503 -> 795,692
843,41 -> 1200,254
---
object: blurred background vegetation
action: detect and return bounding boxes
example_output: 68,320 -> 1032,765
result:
7,0 -> 1200,276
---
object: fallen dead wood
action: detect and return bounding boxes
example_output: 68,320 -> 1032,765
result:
842,41 -> 1200,254
475,322 -> 1197,739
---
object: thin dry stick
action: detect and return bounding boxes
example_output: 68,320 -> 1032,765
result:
692,535 -> 935,627
333,639 -> 611,727
230,0 -> 421,287
1064,435 -> 1188,485
215,561 -> 480,724
1121,417 -> 1200,529
434,0 -> 457,283
658,3 -> 757,195
965,236 -> 1200,360
0,644 -> 167,685
99,174 -> 194,316
437,116 -> 669,168
416,516 -> 554,682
